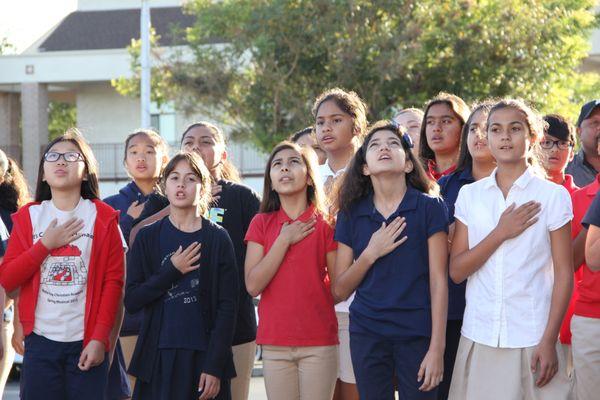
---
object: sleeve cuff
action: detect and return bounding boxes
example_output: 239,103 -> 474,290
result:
28,240 -> 51,266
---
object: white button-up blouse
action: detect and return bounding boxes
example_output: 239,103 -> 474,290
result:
455,167 -> 573,348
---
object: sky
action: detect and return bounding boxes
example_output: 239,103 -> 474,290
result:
0,0 -> 77,53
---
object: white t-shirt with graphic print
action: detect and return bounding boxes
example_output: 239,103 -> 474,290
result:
31,198 -> 96,342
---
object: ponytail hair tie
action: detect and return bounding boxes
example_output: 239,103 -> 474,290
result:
402,132 -> 414,149
389,119 -> 414,148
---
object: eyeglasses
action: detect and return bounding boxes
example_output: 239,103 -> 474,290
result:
44,151 -> 84,162
540,139 -> 573,150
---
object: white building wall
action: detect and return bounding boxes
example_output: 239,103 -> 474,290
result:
77,82 -> 140,143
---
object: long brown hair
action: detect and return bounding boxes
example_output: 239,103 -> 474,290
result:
0,149 -> 30,211
486,98 -> 546,176
161,152 -> 213,216
35,128 -> 100,202
180,122 -> 241,183
455,101 -> 496,173
419,92 -> 470,164
338,120 -> 438,214
260,141 -> 327,216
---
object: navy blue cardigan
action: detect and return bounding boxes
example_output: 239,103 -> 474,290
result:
124,216 -> 238,381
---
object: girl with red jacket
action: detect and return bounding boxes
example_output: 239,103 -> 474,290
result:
0,129 -> 125,400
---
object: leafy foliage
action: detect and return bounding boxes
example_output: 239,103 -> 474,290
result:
114,0 -> 599,152
48,102 -> 77,140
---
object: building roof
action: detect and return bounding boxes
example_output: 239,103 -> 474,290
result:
38,7 -> 195,52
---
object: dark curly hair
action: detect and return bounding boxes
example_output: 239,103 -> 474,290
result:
337,120 -> 438,214
0,149 -> 30,212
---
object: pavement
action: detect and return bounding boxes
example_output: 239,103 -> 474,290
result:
3,377 -> 270,399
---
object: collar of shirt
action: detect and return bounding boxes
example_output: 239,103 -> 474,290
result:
458,166 -> 475,183
585,174 -> 600,197
355,187 -> 419,221
276,204 -> 316,225
576,149 -> 598,172
482,166 -> 535,191
427,159 -> 456,181
320,161 -> 346,179
131,181 -> 152,201
562,174 -> 579,194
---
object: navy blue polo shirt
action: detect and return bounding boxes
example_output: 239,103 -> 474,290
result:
439,167 -> 474,320
438,166 -> 475,224
335,186 -> 449,339
158,218 -> 208,351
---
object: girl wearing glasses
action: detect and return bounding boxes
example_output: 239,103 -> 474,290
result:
540,115 -> 578,195
0,129 -> 125,400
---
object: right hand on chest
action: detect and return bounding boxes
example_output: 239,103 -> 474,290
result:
495,201 -> 541,240
171,242 -> 202,274
40,218 -> 84,250
279,217 -> 317,246
364,217 -> 408,261
127,200 -> 145,219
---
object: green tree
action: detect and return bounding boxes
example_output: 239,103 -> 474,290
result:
48,101 -> 77,140
114,0 -> 600,152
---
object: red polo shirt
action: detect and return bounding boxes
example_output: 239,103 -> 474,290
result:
561,174 -> 579,195
245,205 -> 338,346
574,176 -> 600,319
559,176 -> 598,343
427,159 -> 456,181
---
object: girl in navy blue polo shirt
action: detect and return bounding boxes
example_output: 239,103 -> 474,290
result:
437,101 -> 495,400
125,152 -> 238,400
334,120 -> 449,400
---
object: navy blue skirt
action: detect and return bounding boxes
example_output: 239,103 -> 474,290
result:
132,349 -> 231,400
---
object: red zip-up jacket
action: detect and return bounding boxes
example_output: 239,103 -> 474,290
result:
0,199 -> 124,350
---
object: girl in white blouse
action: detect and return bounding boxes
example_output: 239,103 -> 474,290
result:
448,99 -> 574,400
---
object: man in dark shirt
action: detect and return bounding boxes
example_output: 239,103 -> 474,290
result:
566,100 -> 600,187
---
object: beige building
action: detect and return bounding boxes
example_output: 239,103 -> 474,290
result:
0,0 -> 267,195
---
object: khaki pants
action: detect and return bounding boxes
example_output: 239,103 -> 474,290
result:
0,320 -> 15,395
262,345 -> 338,400
449,336 -> 573,400
231,341 -> 256,400
336,312 -> 356,384
120,335 -> 138,392
571,315 -> 600,400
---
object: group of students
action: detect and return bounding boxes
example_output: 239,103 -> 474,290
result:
0,87 -> 598,400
